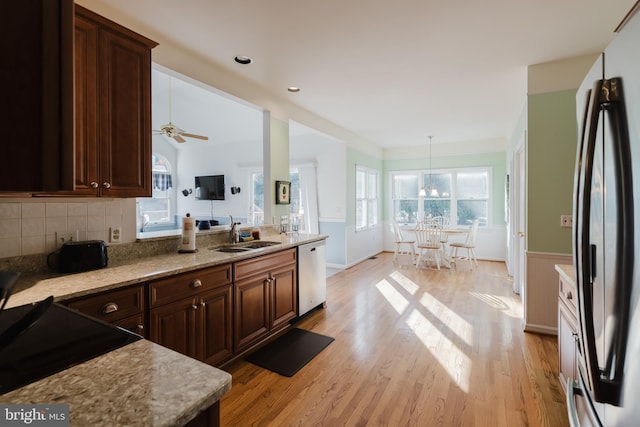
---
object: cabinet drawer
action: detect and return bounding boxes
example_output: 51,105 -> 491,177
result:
234,248 -> 296,281
559,275 -> 577,316
149,264 -> 232,308
67,285 -> 144,323
114,314 -> 146,338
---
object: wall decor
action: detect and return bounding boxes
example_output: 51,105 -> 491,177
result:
275,180 -> 291,205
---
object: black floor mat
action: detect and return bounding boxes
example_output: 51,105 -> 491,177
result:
245,328 -> 334,377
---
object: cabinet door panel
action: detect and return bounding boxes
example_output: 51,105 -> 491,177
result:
98,28 -> 152,197
270,264 -> 297,331
199,286 -> 233,366
149,297 -> 198,358
72,13 -> 100,195
234,277 -> 269,352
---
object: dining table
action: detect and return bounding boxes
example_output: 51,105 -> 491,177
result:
400,224 -> 470,268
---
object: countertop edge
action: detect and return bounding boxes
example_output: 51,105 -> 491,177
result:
555,263 -> 576,285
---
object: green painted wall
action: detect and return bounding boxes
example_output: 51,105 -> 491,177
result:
269,116 -> 290,220
383,152 -> 507,226
527,89 -> 577,254
347,147 -> 383,226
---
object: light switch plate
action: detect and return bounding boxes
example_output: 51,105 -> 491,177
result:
55,230 -> 78,248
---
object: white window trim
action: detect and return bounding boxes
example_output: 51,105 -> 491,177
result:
390,166 -> 492,227
356,165 -> 380,231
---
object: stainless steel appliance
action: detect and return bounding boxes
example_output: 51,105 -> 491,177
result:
298,240 -> 327,317
570,4 -> 640,426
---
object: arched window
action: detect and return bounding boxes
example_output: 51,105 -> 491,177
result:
137,154 -> 175,232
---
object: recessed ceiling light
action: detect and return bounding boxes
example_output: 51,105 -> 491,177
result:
287,87 -> 301,93
234,56 -> 252,65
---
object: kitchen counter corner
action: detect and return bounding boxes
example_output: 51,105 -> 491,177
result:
2,339 -> 232,426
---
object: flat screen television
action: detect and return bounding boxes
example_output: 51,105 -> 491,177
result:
195,175 -> 225,200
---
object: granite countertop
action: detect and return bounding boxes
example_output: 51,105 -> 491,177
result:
8,233 -> 327,308
1,339 -> 232,426
555,263 -> 576,286
1,233 -> 326,425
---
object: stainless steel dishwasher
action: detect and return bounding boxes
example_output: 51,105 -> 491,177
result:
298,240 -> 327,316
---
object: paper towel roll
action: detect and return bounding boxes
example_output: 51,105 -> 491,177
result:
180,213 -> 197,253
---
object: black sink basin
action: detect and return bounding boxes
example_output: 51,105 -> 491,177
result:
211,241 -> 281,253
214,247 -> 251,253
238,241 -> 281,249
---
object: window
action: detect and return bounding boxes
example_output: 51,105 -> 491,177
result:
392,168 -> 490,227
137,154 -> 175,231
356,166 -> 379,230
249,171 -> 264,225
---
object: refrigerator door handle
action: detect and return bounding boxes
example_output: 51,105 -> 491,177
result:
577,77 -> 634,405
601,77 -> 634,401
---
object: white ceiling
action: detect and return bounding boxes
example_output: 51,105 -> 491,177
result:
79,0 -> 636,149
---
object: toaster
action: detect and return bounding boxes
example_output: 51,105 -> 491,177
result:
57,240 -> 108,273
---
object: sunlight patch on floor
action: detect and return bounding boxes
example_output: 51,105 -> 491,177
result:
376,273 -> 472,393
468,291 -> 522,318
406,308 -> 472,392
375,279 -> 410,314
389,271 -> 420,295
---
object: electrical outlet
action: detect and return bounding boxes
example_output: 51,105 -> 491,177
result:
109,227 -> 121,243
55,230 -> 77,248
560,215 -> 573,228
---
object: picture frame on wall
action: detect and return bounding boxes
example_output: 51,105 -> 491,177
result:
275,180 -> 291,204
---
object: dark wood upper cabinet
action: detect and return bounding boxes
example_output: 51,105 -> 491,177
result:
69,6 -> 157,197
2,3 -> 157,197
2,0 -> 74,192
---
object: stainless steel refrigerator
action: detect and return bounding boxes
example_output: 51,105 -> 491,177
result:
570,4 -> 640,426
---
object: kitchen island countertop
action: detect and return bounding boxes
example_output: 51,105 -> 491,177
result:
2,339 -> 231,426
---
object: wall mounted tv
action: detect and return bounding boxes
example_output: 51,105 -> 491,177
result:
195,175 -> 225,200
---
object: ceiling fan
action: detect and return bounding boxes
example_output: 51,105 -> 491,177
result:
153,76 -> 209,143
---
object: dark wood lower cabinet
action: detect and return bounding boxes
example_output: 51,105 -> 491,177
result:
234,248 -> 297,353
149,285 -> 233,366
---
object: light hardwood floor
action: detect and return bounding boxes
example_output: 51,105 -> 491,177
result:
220,253 -> 569,426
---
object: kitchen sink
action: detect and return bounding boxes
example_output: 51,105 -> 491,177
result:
214,247 -> 251,253
238,240 -> 281,249
211,241 -> 282,253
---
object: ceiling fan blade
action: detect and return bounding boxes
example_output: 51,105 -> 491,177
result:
180,133 -> 209,141
173,134 -> 186,143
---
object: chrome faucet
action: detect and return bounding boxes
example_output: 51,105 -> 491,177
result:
229,215 -> 240,244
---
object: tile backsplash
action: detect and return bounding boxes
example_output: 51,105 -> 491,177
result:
0,199 -> 128,258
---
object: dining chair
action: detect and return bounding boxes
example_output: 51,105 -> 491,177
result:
449,219 -> 480,269
392,221 -> 416,264
415,221 -> 444,270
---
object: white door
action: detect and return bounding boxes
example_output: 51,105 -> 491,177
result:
513,136 -> 526,296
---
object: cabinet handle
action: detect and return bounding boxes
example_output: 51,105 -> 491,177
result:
136,324 -> 144,334
192,304 -> 198,310
102,182 -> 111,189
200,301 -> 206,307
191,279 -> 202,288
564,291 -> 573,300
101,302 -> 119,314
90,181 -> 99,189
